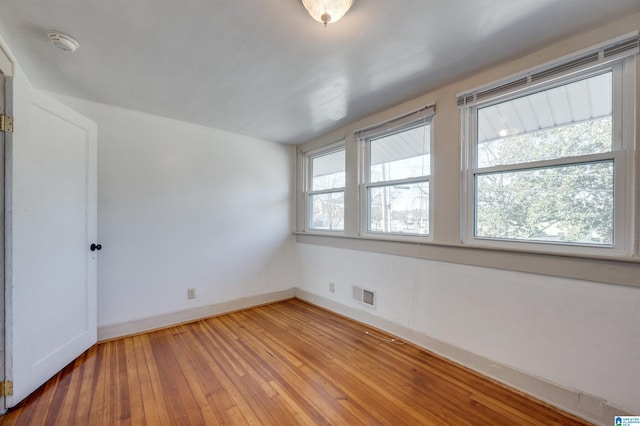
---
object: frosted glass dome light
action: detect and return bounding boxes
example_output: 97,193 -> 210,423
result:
301,0 -> 354,27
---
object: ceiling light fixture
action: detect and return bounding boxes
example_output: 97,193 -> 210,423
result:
301,0 -> 354,27
47,31 -> 80,53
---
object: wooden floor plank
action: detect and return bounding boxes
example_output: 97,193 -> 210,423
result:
0,299 -> 592,425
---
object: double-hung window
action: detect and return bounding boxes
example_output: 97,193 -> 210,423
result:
460,34 -> 637,254
306,145 -> 345,232
359,106 -> 434,237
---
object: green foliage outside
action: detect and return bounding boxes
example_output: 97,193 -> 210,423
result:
475,116 -> 614,245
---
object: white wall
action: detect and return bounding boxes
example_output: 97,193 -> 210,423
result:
295,244 -> 640,414
51,95 -> 296,328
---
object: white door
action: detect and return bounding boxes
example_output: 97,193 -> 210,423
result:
6,89 -> 97,406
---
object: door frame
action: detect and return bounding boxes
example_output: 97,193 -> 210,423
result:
0,43 -> 13,415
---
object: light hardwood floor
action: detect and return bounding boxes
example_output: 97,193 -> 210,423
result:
1,298 -> 590,425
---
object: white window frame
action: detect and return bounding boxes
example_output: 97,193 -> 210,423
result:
303,141 -> 346,234
359,115 -> 434,241
461,51 -> 636,257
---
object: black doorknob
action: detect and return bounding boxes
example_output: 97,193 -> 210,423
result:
90,243 -> 102,251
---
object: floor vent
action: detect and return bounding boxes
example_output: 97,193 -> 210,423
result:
352,286 -> 376,308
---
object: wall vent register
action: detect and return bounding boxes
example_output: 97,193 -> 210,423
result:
352,285 -> 376,307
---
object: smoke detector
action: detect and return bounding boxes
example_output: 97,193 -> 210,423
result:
47,31 -> 80,53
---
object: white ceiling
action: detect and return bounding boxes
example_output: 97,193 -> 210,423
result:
0,0 -> 638,145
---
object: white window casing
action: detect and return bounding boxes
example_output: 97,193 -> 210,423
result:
302,141 -> 346,234
460,34 -> 637,256
356,105 -> 435,241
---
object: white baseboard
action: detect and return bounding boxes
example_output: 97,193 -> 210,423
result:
97,289 -> 296,341
294,288 -> 630,426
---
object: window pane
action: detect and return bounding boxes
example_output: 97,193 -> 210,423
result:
475,161 -> 613,245
368,182 -> 429,235
477,72 -> 613,167
309,192 -> 344,231
370,124 -> 430,183
312,149 -> 345,191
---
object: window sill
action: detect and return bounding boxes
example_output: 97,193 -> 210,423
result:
293,232 -> 640,288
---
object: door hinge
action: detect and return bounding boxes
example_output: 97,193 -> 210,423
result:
0,114 -> 14,133
0,381 -> 13,396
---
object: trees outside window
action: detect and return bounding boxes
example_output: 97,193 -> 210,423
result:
307,147 -> 345,231
465,67 -> 630,251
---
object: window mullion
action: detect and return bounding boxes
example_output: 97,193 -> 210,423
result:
474,152 -> 617,175
365,176 -> 430,189
309,187 -> 346,196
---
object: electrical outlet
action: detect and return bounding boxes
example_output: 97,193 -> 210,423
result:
187,288 -> 196,299
329,282 -> 335,293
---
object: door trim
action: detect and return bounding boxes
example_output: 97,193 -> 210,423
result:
0,43 -> 12,415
